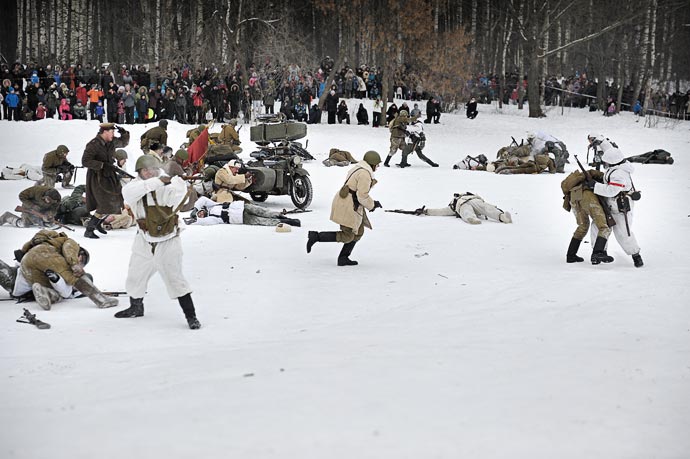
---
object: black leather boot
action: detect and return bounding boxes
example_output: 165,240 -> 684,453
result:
84,217 -> 100,239
95,216 -> 109,234
278,216 -> 301,227
632,253 -> 644,268
566,238 -> 584,263
591,236 -> 614,265
307,231 -> 337,253
383,155 -> 392,167
114,297 -> 144,318
178,293 -> 201,329
337,241 -> 358,266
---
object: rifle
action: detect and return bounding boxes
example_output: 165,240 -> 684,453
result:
102,291 -> 127,297
573,155 -> 616,227
385,206 -> 426,216
71,166 -> 84,184
179,175 -> 204,181
17,308 -> 51,329
114,166 -> 136,180
15,206 -> 75,231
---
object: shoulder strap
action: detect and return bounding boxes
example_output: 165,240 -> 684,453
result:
343,166 -> 372,189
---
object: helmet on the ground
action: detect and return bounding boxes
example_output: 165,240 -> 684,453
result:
363,151 -> 382,167
114,149 -> 128,161
44,188 -> 61,203
78,247 -> 90,265
601,147 -> 625,166
135,154 -> 162,172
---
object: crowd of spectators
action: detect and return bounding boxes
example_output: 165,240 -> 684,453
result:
2,59 -> 688,123
0,59 -> 391,124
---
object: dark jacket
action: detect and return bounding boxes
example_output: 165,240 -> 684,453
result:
82,129 -> 130,214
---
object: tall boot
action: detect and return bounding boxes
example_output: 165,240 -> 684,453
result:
306,231 -> 338,253
0,211 -> 20,226
114,297 -> 144,318
84,217 -> 100,239
32,283 -> 62,310
178,293 -> 201,329
383,155 -> 392,167
278,216 -> 301,227
337,241 -> 358,266
0,260 -> 18,293
94,215 -> 109,234
566,238 -> 584,263
73,275 -> 119,308
591,236 -> 614,265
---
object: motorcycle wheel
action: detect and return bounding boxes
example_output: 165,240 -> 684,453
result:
289,175 -> 313,209
250,192 -> 268,202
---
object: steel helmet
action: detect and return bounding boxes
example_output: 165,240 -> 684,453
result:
135,154 -> 162,171
363,151 -> 382,167
601,147 -> 625,166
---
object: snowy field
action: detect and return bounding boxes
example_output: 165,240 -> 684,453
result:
1,101 -> 689,459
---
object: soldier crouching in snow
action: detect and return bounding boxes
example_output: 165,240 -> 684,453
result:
0,230 -> 118,310
390,192 -> 512,224
0,185 -> 62,228
113,155 -> 201,330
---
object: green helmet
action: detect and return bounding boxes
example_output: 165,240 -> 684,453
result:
56,145 -> 69,155
135,154 -> 162,172
203,165 -> 220,181
114,149 -> 128,161
363,151 -> 382,167
175,149 -> 189,161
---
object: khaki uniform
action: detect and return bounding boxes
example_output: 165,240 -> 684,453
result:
330,162 -> 377,243
213,165 -> 251,203
323,148 -> 357,166
388,114 -> 409,157
561,170 -> 610,240
20,230 -> 81,288
18,185 -> 60,224
42,149 -> 73,188
140,126 -> 168,151
217,124 -> 242,153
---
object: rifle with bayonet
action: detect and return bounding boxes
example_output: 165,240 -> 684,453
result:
15,206 -> 75,231
574,155 -> 616,227
16,308 -> 51,329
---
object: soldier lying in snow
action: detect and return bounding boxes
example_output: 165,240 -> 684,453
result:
185,196 -> 300,227
388,192 -> 512,225
0,230 -> 117,310
323,148 -> 358,167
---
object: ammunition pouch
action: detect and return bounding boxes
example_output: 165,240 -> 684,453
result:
616,193 -> 631,213
629,190 -> 641,201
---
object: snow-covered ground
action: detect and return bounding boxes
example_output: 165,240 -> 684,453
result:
1,102 -> 689,459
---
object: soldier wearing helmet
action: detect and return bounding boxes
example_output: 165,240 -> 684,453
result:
587,146 -> 644,268
0,230 -> 117,310
0,185 -> 62,228
307,150 -> 383,266
113,152 -> 201,329
384,110 -> 411,167
41,145 -> 75,189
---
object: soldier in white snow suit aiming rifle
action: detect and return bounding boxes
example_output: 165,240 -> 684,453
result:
113,155 -> 201,329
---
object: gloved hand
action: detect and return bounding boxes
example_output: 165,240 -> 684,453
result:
159,176 -> 171,185
414,206 -> 426,216
116,126 -> 127,135
14,249 -> 25,262
584,178 -> 596,190
371,201 -> 382,212
71,264 -> 85,277
44,269 -> 60,283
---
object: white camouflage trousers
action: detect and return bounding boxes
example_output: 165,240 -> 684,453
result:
125,233 -> 192,299
591,206 -> 640,256
426,200 -> 503,224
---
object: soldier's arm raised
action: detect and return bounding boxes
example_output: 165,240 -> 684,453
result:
122,176 -> 165,208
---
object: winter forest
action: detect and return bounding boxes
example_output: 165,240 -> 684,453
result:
2,0 -> 690,117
